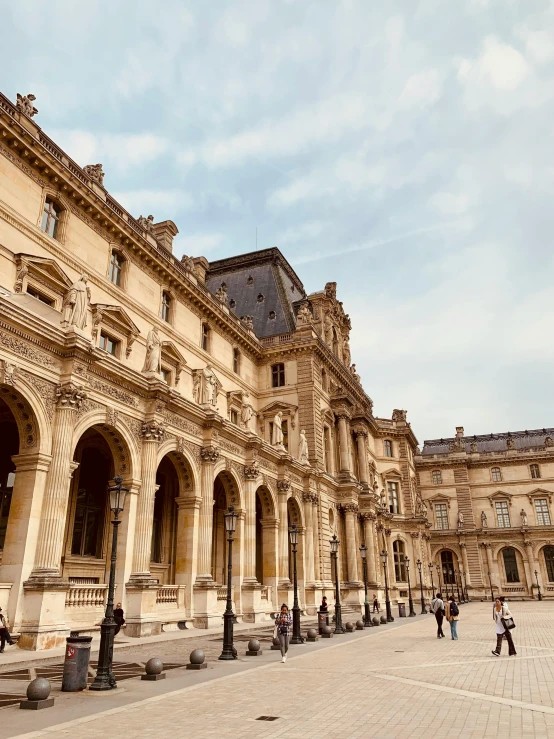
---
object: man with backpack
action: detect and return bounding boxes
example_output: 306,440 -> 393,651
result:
430,592 -> 445,638
445,595 -> 459,640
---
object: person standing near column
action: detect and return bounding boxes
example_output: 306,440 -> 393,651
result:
275,604 -> 292,663
430,592 -> 445,638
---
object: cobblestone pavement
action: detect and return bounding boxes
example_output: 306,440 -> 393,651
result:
8,602 -> 554,739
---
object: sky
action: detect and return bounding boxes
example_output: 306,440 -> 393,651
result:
2,0 -> 553,442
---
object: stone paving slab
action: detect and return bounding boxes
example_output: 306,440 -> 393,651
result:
5,602 -> 554,739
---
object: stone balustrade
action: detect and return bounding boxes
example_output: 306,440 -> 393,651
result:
65,584 -> 110,609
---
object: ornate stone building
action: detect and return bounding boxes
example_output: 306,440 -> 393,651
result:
0,91 -> 429,650
417,427 -> 554,600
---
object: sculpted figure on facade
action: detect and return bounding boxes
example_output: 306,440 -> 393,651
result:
83,164 -> 105,187
271,411 -> 285,449
16,93 -> 38,118
323,313 -> 333,345
296,302 -> 313,326
506,436 -> 515,449
350,364 -> 361,383
342,337 -> 351,367
481,510 -> 488,528
241,391 -> 255,430
521,509 -> 528,527
240,315 -> 254,331
137,214 -> 154,232
192,364 -> 220,408
457,510 -> 464,529
181,255 -> 195,272
215,283 -> 228,306
61,274 -> 91,330
298,429 -> 310,466
392,409 -> 408,422
142,325 -> 162,375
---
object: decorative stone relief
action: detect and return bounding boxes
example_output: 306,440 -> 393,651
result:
19,371 -> 57,420
200,445 -> 220,463
141,419 -> 165,442
215,284 -> 228,306
277,480 -> 291,494
88,377 -> 138,407
164,412 -> 202,437
392,409 -> 407,422
75,397 -> 103,420
83,164 -> 105,187
244,462 -> 260,480
296,302 -> 313,326
16,93 -> 38,118
106,407 -> 119,428
192,364 -> 221,408
0,331 -> 55,367
181,255 -> 195,272
61,274 -> 91,331
0,359 -> 18,386
56,382 -> 87,409
137,215 -> 155,232
240,315 -> 254,331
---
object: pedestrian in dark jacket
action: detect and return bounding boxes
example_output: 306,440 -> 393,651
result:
114,602 -> 125,636
430,593 -> 445,638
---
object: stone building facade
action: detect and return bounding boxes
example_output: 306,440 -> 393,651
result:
0,91 -> 430,650
417,426 -> 554,600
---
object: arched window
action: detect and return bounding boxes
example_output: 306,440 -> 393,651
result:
109,250 -> 125,286
502,547 -> 520,583
160,291 -> 171,322
41,197 -> 62,239
491,467 -> 502,483
393,540 -> 407,581
544,546 -> 554,582
530,464 -> 541,479
441,550 -> 455,584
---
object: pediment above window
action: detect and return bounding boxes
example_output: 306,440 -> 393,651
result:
258,400 -> 298,427
161,340 -> 186,387
488,490 -> 513,507
427,493 -> 452,508
14,254 -> 72,309
527,488 -> 553,504
91,304 -> 140,358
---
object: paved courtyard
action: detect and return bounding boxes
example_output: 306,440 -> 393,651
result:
5,601 -> 554,739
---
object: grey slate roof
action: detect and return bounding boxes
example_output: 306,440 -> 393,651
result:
207,248 -> 306,339
422,428 -> 554,455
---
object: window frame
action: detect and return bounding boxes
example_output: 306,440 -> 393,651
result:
26,286 -> 55,306
233,347 -> 241,375
271,362 -> 285,388
393,540 -> 407,582
530,463 -> 541,480
502,547 -> 520,583
435,503 -> 449,530
544,546 -> 554,582
383,439 -> 393,458
495,500 -> 511,528
534,498 -> 551,526
432,470 -> 442,485
160,290 -> 172,323
490,467 -> 502,483
41,197 -> 61,239
99,331 -> 120,358
387,481 -> 400,514
201,322 -> 211,353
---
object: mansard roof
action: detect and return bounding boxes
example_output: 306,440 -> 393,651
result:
206,248 -> 306,338
422,428 -> 554,455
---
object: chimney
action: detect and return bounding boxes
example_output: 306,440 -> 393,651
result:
456,426 -> 464,438
152,220 -> 179,253
192,256 -> 209,284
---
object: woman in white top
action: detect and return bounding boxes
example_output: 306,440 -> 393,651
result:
492,597 -> 516,656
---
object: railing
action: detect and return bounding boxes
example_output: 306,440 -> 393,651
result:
217,586 -> 234,601
156,586 -> 178,605
261,333 -> 295,346
503,586 -> 525,592
65,584 -> 109,609
261,585 -> 269,601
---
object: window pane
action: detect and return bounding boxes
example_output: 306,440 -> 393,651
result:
436,503 -> 448,530
545,546 -> 554,582
393,541 -> 406,581
441,550 -> 455,583
491,468 -> 502,482
502,548 -> 520,582
387,482 -> 399,514
495,501 -> 510,528
432,470 -> 442,485
535,499 -> 551,526
531,464 -> 541,479
384,440 -> 392,457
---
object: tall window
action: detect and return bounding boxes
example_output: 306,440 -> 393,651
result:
160,291 -> 171,322
495,501 -> 511,528
71,449 -> 109,558
151,487 -> 164,563
544,546 -> 554,582
435,503 -> 449,530
393,540 -> 407,581
233,348 -> 241,374
432,470 -> 442,485
491,467 -> 502,482
99,332 -> 118,357
530,464 -> 541,479
272,363 -> 285,387
41,197 -> 61,238
324,427 -> 332,473
441,550 -> 456,584
0,471 -> 14,551
502,547 -> 520,583
535,499 -> 551,526
201,323 -> 210,352
109,251 -> 124,286
387,481 -> 399,514
383,439 -> 393,457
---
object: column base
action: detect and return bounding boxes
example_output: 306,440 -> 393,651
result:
19,577 -> 69,651
125,579 -> 160,637
277,582 -> 294,609
192,578 -> 221,628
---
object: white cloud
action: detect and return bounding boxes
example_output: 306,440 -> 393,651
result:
277,220 -> 327,244
50,130 -> 169,172
517,27 -> 554,66
111,189 -> 195,216
173,233 -> 224,258
398,68 -> 442,109
429,192 -> 470,216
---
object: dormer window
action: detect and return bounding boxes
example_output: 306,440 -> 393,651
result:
160,291 -> 172,323
41,197 -> 61,239
257,293 -> 264,303
269,310 -> 276,320
247,275 -> 254,285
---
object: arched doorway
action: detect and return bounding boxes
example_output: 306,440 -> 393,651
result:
543,546 -> 554,583
440,550 -> 457,585
501,547 -> 520,583
151,456 -> 179,584
211,471 -> 242,586
0,396 -> 18,553
393,540 -> 407,582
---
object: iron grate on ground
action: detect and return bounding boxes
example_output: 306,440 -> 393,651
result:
256,716 -> 279,721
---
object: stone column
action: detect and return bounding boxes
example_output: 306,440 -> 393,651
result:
312,496 -> 321,581
354,428 -> 369,486
277,481 -> 291,583
385,528 -> 394,586
343,504 -> 360,584
460,542 -> 471,585
524,539 -> 536,596
362,514 -> 377,583
482,542 -> 494,593
174,495 -> 202,617
337,414 -> 352,475
196,445 -> 220,580
243,465 -> 259,583
303,493 -> 315,584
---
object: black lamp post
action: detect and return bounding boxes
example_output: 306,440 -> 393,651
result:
428,562 -> 435,597
416,559 -> 426,614
330,534 -> 345,633
219,505 -> 238,660
90,476 -> 128,691
436,563 -> 442,595
443,566 -> 449,600
487,570 -> 494,602
289,523 -> 304,644
455,568 -> 462,603
380,550 -> 394,622
404,556 -> 417,617
360,544 -> 372,626
457,568 -> 465,603
535,570 -> 543,601
463,570 -> 470,602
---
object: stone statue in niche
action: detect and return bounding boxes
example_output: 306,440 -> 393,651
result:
241,394 -> 255,431
142,325 -> 162,375
521,509 -> 528,527
298,429 -> 310,466
192,371 -> 201,404
457,511 -> 464,529
202,363 -> 218,406
296,303 -> 313,326
83,164 -> 105,186
137,214 -> 154,232
16,93 -> 38,118
271,411 -> 285,449
481,510 -> 488,528
62,274 -> 91,330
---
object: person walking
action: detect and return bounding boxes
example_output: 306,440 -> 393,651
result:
445,595 -> 459,640
114,602 -> 125,636
0,608 -> 14,653
430,592 -> 445,638
492,597 -> 517,656
275,604 -> 292,663
372,595 -> 380,613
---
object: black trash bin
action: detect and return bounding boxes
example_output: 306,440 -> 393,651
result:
398,602 -> 406,618
317,611 -> 330,635
61,636 -> 93,692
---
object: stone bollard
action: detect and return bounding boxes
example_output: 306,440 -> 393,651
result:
246,638 -> 263,656
380,615 -> 387,624
356,620 -> 364,630
141,657 -> 166,681
271,637 -> 281,651
186,649 -> 207,670
20,678 -> 54,710
306,628 -> 318,642
321,624 -> 333,638
372,616 -> 380,626
345,622 -> 354,632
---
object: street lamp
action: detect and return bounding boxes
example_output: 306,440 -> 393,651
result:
219,505 -> 238,660
535,569 -> 543,601
330,534 -> 345,633
289,523 -> 304,644
462,570 -> 470,602
404,556 -> 416,617
416,559 -> 426,614
360,544 -> 372,627
454,568 -> 462,603
457,568 -> 465,603
380,550 -> 394,622
90,476 -> 128,691
442,566 -> 449,600
428,562 -> 435,597
435,563 -> 442,595
487,570 -> 494,602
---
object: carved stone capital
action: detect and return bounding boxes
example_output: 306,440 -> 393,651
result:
360,512 -> 376,522
200,445 -> 220,463
303,492 -> 319,504
56,382 -> 87,410
353,426 -> 368,438
244,462 -> 260,480
480,541 -> 491,549
0,359 -> 18,386
277,480 -> 291,494
459,542 -> 466,549
141,420 -> 165,442
384,528 -> 392,537
410,531 -> 420,539
524,540 -> 533,548
341,503 -> 359,514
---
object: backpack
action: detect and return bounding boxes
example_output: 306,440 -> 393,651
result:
450,601 -> 459,617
